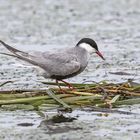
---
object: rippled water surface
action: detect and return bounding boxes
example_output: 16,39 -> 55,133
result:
0,0 -> 140,139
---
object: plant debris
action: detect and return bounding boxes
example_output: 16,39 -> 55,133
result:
0,80 -> 140,111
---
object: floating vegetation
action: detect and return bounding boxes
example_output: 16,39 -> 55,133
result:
0,80 -> 140,111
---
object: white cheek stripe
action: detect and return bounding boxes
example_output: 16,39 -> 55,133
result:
79,43 -> 95,53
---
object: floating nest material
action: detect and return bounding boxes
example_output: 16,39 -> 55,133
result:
0,80 -> 140,111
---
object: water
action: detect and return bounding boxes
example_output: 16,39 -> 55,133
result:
0,0 -> 140,139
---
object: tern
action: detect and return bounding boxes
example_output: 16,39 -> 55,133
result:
0,38 -> 105,91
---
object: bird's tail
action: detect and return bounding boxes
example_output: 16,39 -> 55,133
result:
0,40 -> 41,67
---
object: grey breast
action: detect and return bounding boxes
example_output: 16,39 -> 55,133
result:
29,47 -> 89,80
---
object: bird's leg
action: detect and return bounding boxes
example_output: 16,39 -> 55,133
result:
56,80 -> 66,93
60,80 -> 75,90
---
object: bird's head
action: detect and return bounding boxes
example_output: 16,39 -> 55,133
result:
76,38 -> 105,60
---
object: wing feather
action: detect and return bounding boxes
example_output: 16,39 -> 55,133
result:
0,40 -> 81,77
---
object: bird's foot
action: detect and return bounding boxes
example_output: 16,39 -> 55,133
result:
59,88 -> 67,94
60,80 -> 76,91
56,79 -> 76,93
68,85 -> 75,91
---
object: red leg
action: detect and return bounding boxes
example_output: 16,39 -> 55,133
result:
60,80 -> 75,90
56,80 -> 66,94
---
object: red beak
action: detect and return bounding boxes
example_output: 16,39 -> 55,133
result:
96,51 -> 105,60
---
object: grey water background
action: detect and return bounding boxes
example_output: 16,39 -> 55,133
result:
0,0 -> 140,139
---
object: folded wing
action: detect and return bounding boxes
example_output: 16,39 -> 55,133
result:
0,40 -> 81,77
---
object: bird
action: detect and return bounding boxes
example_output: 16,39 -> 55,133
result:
0,38 -> 105,91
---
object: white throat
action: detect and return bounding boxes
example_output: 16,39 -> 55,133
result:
78,43 -> 94,54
